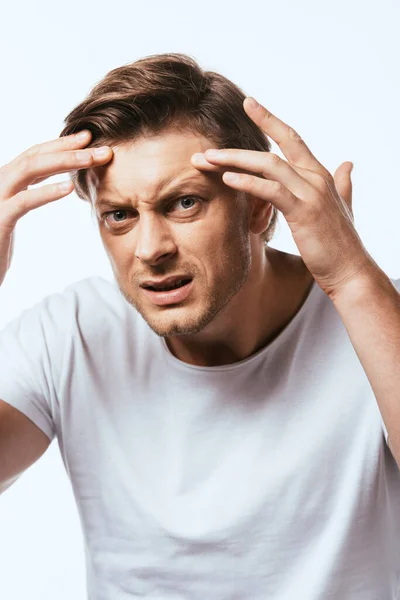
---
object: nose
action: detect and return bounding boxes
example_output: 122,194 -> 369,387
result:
135,213 -> 177,266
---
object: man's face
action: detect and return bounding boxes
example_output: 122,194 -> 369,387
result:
92,129 -> 252,337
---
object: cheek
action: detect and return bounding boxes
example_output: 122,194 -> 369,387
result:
168,209 -> 218,250
184,220 -> 245,279
100,234 -> 136,277
184,202 -> 240,248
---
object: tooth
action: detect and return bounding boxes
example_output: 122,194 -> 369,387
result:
150,278 -> 188,292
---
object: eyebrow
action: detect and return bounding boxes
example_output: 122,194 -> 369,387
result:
95,177 -> 213,211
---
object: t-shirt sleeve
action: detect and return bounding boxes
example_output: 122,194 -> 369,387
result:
0,300 -> 59,442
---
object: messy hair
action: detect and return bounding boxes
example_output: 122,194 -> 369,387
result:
59,52 -> 278,243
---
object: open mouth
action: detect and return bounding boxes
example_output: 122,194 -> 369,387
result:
141,277 -> 194,306
143,278 -> 192,292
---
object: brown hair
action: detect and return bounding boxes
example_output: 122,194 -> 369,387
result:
59,52 -> 278,243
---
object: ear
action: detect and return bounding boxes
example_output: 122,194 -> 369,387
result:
246,193 -> 273,235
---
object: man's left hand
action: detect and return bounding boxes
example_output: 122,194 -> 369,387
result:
191,97 -> 375,299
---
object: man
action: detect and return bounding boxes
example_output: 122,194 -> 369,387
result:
0,53 -> 399,599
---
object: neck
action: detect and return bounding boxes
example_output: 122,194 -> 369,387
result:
165,246 -> 314,367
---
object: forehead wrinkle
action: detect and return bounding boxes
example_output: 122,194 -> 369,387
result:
96,166 -> 216,207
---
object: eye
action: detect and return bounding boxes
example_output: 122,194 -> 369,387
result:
169,195 -> 200,212
110,210 -> 127,221
102,209 -> 134,227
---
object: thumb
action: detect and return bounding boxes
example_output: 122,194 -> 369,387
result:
333,161 -> 353,216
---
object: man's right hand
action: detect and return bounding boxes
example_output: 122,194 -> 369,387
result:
0,130 -> 113,286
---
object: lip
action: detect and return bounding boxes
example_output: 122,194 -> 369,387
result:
141,279 -> 194,306
141,275 -> 191,288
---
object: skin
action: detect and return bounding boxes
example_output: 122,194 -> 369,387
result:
1,99 -> 399,483
195,97 -> 373,302
0,96 -> 363,370
0,133 -> 113,286
90,129 -> 315,367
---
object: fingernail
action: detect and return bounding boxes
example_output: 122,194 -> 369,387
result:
93,146 -> 110,158
192,153 -> 204,162
224,172 -> 239,183
205,149 -> 220,157
246,97 -> 259,109
76,130 -> 91,141
59,180 -> 73,192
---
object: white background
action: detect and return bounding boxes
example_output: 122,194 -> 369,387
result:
0,0 -> 399,597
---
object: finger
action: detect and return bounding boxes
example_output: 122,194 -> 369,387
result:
191,153 -> 250,175
0,179 -> 75,229
2,130 -> 93,174
333,161 -> 353,209
25,130 -> 93,158
192,151 -> 326,188
200,148 -> 315,200
0,146 -> 113,199
191,153 -> 224,172
243,97 -> 330,177
221,171 -> 299,217
0,129 -> 95,190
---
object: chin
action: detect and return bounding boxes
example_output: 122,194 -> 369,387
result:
118,286 -> 225,337
137,304 -> 220,338
116,261 -> 251,338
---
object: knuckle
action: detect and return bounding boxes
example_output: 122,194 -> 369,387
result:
75,150 -> 93,165
287,126 -> 303,142
261,110 -> 274,127
14,190 -> 29,212
24,143 -> 41,157
270,180 -> 283,194
268,152 -> 281,167
262,153 -> 281,177
315,171 -> 333,189
17,154 -> 32,173
4,191 -> 28,221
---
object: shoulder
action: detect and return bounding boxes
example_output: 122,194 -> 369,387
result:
60,275 -> 124,315
48,276 -> 140,339
0,276 -> 139,346
30,275 -> 124,324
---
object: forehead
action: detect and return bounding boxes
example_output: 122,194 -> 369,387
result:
91,129 -> 220,203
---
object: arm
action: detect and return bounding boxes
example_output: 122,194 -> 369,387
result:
0,117 -> 113,491
0,399 -> 51,494
330,265 -> 400,467
191,97 -> 400,465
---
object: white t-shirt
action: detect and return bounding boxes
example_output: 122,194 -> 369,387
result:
0,275 -> 399,600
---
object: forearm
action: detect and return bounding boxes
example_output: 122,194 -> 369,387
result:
330,266 -> 400,467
